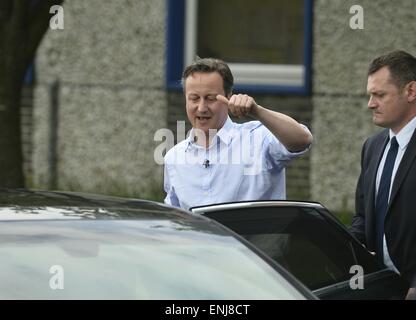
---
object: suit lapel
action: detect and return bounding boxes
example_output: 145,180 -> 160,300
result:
389,128 -> 416,208
365,131 -> 389,247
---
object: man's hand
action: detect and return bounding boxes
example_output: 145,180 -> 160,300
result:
218,93 -> 312,152
217,94 -> 259,119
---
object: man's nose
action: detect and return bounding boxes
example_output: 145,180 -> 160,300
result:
197,99 -> 208,112
368,96 -> 377,108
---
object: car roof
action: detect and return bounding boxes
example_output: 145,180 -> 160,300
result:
0,188 -> 191,221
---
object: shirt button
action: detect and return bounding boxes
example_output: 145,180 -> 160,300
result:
203,192 -> 208,196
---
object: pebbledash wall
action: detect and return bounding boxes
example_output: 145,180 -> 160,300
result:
311,0 -> 416,212
33,0 -> 167,199
31,0 -> 416,211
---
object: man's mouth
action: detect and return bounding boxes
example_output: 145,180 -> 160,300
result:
196,116 -> 211,121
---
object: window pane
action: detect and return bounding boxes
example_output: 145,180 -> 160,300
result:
197,0 -> 304,64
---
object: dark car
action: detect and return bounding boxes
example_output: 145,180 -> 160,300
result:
190,201 -> 409,300
0,189 -> 315,300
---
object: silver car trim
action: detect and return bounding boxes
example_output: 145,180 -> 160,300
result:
191,201 -> 324,215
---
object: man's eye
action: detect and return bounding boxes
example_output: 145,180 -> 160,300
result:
207,96 -> 216,102
189,96 -> 199,102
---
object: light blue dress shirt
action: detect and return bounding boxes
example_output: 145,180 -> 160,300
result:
164,117 -> 311,210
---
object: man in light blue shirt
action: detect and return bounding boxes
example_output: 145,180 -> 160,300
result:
164,58 -> 313,210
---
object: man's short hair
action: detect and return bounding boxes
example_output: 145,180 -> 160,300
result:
182,57 -> 234,96
368,50 -> 416,89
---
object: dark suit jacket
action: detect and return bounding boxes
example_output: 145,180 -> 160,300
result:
350,128 -> 416,287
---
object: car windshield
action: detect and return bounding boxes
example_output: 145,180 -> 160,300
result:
0,219 -> 306,299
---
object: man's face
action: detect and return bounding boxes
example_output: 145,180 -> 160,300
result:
184,72 -> 229,135
367,66 -> 411,133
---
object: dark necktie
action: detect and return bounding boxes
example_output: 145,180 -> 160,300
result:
375,136 -> 399,265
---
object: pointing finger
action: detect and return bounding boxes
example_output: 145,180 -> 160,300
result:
216,94 -> 229,104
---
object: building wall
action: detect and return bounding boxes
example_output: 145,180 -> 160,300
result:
311,0 -> 416,212
33,0 -> 167,199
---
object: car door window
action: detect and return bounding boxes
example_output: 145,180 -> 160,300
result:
205,207 -> 362,290
317,208 -> 380,272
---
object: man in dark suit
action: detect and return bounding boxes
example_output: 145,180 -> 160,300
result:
350,50 -> 416,299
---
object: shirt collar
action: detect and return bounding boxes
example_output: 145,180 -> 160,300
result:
185,116 -> 234,150
216,116 -> 234,146
389,115 -> 416,150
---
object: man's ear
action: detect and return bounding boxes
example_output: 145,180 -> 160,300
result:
406,81 -> 416,103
